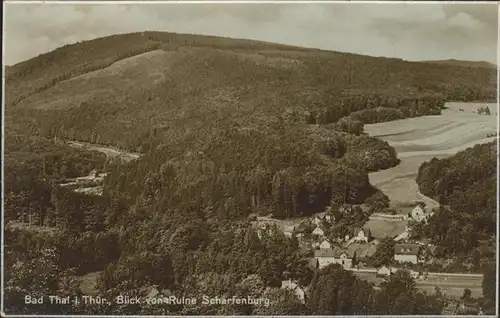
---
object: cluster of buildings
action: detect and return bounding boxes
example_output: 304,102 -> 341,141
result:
254,203 -> 478,314
256,203 -> 430,275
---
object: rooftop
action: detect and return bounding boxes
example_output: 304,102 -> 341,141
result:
394,243 -> 420,255
314,247 -> 354,258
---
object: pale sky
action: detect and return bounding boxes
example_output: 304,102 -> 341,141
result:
3,2 -> 498,66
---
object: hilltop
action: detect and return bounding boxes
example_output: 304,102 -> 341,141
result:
423,59 -> 497,69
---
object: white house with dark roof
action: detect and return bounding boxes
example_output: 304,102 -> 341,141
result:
376,265 -> 392,277
314,248 -> 354,269
344,227 -> 371,244
410,204 -> 433,223
283,225 -> 295,238
312,225 -> 326,237
394,243 -> 420,264
319,239 -> 333,250
352,227 -> 371,243
411,206 -> 424,222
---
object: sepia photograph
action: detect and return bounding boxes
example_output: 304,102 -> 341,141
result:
2,1 -> 498,316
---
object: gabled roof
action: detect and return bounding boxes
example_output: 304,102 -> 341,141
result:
312,215 -> 323,222
314,247 -> 340,258
351,226 -> 369,236
394,243 -> 420,255
314,247 -> 353,258
377,265 -> 391,273
313,224 -> 327,232
319,239 -> 332,246
413,204 -> 425,211
316,212 -> 327,219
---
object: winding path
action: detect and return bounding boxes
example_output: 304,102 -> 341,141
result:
67,141 -> 142,162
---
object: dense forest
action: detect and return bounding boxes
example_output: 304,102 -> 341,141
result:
415,141 -> 497,255
414,141 -> 497,301
3,32 -> 497,315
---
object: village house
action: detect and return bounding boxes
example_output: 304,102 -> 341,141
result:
314,248 -> 354,269
281,279 -> 306,303
394,243 -> 421,264
320,209 -> 337,224
319,239 -> 333,250
355,243 -> 378,260
410,204 -> 430,223
312,225 -> 327,237
376,265 -> 393,277
409,269 -> 420,279
352,227 -> 371,243
283,225 -> 295,238
311,215 -> 323,227
324,213 -> 334,223
345,227 -> 371,243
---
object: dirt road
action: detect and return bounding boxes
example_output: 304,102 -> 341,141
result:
67,141 -> 141,162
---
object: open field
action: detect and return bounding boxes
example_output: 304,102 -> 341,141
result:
363,218 -> 407,239
366,102 -> 497,206
347,242 -> 378,259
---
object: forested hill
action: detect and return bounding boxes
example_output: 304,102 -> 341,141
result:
6,31 -> 496,109
7,32 -> 496,148
5,31 -> 497,221
415,141 -> 497,255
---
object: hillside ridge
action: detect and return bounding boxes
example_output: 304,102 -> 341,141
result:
6,31 -> 496,108
423,59 -> 497,69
